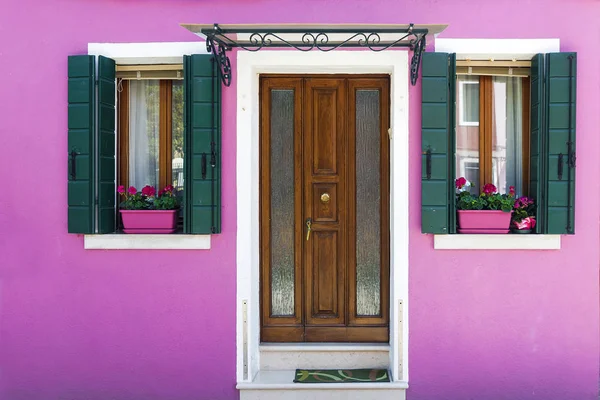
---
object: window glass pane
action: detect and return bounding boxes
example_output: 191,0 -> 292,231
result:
270,89 -> 295,316
492,77 -> 523,195
355,89 -> 381,317
129,80 -> 160,189
172,81 -> 184,191
456,76 -> 480,192
461,82 -> 479,124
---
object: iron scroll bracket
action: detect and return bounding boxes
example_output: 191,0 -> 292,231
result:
202,23 -> 429,87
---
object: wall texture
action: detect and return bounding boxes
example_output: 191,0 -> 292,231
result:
0,0 -> 598,399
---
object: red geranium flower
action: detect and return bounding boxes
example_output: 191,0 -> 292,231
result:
482,183 -> 497,195
455,177 -> 467,189
141,185 -> 156,197
117,185 -> 125,194
509,186 -> 515,197
128,186 -> 137,195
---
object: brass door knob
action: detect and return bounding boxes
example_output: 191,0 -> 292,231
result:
320,193 -> 330,204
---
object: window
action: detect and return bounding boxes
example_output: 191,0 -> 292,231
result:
67,54 -> 221,235
117,78 -> 185,195
420,52 -> 577,235
455,74 -> 530,196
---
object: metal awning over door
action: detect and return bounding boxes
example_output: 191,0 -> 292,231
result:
181,23 -> 448,87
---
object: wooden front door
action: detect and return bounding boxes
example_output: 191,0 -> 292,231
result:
260,75 -> 390,343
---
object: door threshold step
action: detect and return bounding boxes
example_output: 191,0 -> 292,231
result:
238,369 -> 408,389
239,370 -> 407,400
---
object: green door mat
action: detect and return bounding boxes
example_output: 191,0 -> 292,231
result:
294,369 -> 390,383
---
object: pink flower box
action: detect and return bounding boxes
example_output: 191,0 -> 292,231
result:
120,210 -> 178,234
457,210 -> 512,234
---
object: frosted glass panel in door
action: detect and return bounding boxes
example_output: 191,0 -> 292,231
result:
270,89 -> 295,316
355,90 -> 381,316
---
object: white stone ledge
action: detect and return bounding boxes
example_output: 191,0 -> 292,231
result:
434,234 -> 561,250
84,234 -> 211,250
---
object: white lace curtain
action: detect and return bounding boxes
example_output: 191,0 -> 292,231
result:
493,76 -> 523,195
129,80 -> 160,190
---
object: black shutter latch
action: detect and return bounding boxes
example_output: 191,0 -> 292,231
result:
70,150 -> 79,180
201,154 -> 207,180
557,153 -> 564,180
425,148 -> 432,180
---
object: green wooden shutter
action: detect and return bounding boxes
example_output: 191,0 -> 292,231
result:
97,56 -> 116,233
529,54 -> 545,233
544,52 -> 577,234
421,52 -> 456,234
68,55 -> 95,233
184,54 -> 222,234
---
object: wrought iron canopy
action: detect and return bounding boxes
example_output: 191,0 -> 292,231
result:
181,23 -> 447,87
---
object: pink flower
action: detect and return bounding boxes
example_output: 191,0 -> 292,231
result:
141,185 -> 156,197
128,186 -> 137,195
164,185 -> 174,193
482,183 -> 497,195
117,185 -> 125,194
158,189 -> 165,197
509,186 -> 515,197
514,217 -> 536,230
455,177 -> 467,189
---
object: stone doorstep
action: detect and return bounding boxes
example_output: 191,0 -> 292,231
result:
238,370 -> 408,400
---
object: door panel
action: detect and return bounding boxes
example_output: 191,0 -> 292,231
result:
260,75 -> 390,343
348,79 -> 390,327
303,78 -> 347,331
260,78 -> 304,342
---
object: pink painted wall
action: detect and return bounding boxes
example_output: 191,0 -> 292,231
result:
0,0 -> 598,399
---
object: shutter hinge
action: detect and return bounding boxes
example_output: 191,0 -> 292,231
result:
210,142 -> 217,168
567,141 -> 576,168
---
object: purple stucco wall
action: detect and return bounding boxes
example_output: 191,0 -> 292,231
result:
0,0 -> 598,399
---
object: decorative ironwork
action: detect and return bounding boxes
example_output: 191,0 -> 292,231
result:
410,32 -> 426,86
202,23 -> 429,87
206,35 -> 232,87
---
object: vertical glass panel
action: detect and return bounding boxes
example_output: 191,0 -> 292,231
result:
129,80 -> 160,189
492,77 -> 523,195
270,89 -> 295,316
171,80 -> 184,191
356,89 -> 381,316
455,76 -> 480,192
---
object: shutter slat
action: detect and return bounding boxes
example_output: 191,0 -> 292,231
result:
545,52 -> 576,234
184,54 -> 222,234
68,55 -> 95,233
421,52 -> 456,234
97,56 -> 116,233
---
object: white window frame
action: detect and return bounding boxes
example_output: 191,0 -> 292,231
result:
84,42 -> 211,250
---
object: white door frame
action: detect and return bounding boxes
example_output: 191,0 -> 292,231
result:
235,50 -> 410,384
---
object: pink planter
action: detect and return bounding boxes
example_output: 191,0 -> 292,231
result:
457,210 -> 512,234
120,210 -> 178,234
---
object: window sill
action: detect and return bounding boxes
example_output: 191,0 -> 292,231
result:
84,234 -> 211,250
433,234 -> 561,250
